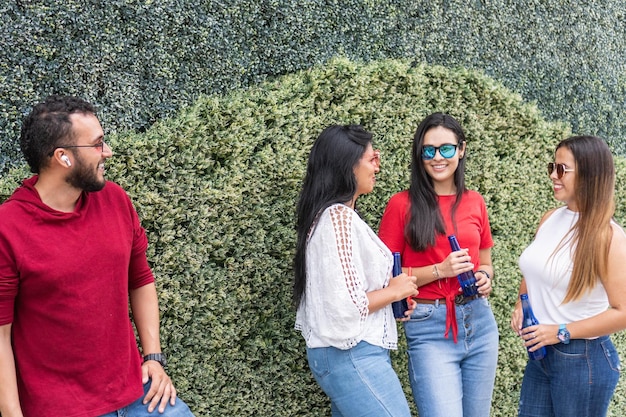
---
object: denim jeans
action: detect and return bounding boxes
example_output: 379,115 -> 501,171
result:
307,341 -> 411,417
98,379 -> 195,417
404,297 -> 499,417
518,335 -> 620,417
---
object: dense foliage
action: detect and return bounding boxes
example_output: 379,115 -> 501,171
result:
2,0 -> 625,174
2,58 -> 626,416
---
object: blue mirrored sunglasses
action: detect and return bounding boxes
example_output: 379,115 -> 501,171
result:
421,143 -> 458,160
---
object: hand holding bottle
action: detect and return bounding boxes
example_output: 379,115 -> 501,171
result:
387,274 -> 418,321
474,270 -> 493,296
436,249 -> 475,279
397,298 -> 418,322
520,323 -> 564,352
519,293 -> 547,360
447,235 -> 479,297
387,271 -> 418,301
389,251 -> 417,319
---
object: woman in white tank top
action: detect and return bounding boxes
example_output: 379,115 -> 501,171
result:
510,135 -> 626,417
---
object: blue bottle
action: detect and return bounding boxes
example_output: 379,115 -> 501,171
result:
447,235 -> 479,297
520,293 -> 547,360
391,252 -> 409,318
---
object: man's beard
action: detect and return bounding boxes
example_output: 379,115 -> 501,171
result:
66,156 -> 105,192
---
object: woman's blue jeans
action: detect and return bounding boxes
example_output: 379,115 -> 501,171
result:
404,297 -> 499,417
518,335 -> 620,417
306,341 -> 411,417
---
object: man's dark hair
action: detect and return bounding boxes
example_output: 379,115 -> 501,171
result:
20,95 -> 96,173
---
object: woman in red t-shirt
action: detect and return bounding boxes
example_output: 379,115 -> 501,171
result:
379,112 -> 498,417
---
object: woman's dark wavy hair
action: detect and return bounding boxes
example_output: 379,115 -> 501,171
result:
406,113 -> 467,251
293,124 -> 372,308
20,95 -> 96,174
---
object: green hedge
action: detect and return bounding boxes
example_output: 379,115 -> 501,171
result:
2,58 -> 626,416
2,1 -> 626,174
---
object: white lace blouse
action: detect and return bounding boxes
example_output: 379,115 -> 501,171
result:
295,203 -> 398,350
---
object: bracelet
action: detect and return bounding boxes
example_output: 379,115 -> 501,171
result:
432,264 -> 440,279
476,269 -> 491,279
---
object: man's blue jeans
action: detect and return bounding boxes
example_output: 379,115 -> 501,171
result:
518,335 -> 620,417
306,341 -> 411,417
99,379 -> 194,417
403,297 -> 499,417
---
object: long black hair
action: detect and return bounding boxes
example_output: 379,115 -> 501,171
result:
405,113 -> 467,251
293,124 -> 373,308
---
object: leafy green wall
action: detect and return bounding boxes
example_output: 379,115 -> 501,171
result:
2,58 -> 626,416
1,0 -> 625,174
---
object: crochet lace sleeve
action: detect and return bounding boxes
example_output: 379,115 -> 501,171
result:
306,205 -> 369,347
328,205 -> 369,321
298,204 -> 390,349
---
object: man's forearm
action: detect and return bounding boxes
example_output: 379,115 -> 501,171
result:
129,283 -> 162,355
0,324 -> 24,417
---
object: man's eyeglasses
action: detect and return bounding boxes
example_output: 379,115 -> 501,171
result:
421,144 -> 458,160
48,141 -> 106,156
548,162 -> 575,179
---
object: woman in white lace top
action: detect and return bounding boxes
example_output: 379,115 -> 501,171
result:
293,124 -> 418,416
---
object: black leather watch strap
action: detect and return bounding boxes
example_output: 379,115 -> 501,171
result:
143,352 -> 167,368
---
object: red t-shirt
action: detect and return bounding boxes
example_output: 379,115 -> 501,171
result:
0,176 -> 155,417
379,190 -> 493,341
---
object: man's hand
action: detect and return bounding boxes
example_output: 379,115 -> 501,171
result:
141,361 -> 178,413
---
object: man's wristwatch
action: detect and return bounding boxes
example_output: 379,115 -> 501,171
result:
143,352 -> 167,368
557,324 -> 570,344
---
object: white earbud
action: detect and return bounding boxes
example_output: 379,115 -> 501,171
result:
61,155 -> 72,167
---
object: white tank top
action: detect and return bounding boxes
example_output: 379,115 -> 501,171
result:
518,206 -> 609,326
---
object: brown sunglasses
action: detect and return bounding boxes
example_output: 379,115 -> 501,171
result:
548,162 -> 575,179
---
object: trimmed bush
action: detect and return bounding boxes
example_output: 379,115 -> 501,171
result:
2,58 -> 626,416
2,1 -> 626,175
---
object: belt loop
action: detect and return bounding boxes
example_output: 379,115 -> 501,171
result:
434,299 -> 440,308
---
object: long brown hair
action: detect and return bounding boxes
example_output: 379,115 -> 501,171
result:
557,136 -> 615,303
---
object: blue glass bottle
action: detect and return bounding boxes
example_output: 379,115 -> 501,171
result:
391,252 -> 409,318
520,293 -> 547,360
447,235 -> 479,297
